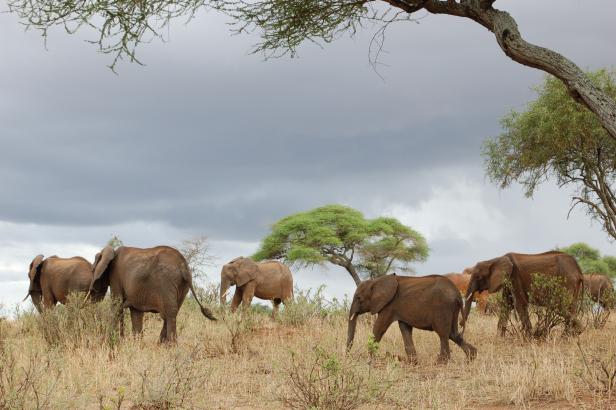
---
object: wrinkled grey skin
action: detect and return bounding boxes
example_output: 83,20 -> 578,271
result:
25,255 -> 105,312
90,245 -> 216,343
220,257 -> 293,319
346,274 -> 477,364
461,251 -> 584,337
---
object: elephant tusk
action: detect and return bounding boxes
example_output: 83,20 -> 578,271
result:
83,290 -> 92,303
21,292 -> 30,302
349,313 -> 356,321
465,293 -> 474,302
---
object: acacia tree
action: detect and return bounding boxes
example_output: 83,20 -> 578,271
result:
253,204 -> 428,285
7,0 -> 616,140
558,242 -> 616,278
484,70 -> 616,242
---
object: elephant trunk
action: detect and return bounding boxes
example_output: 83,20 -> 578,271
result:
30,292 -> 43,313
220,275 -> 231,305
346,300 -> 359,351
460,280 -> 477,332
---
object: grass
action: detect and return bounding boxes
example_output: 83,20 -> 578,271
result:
1,296 -> 615,409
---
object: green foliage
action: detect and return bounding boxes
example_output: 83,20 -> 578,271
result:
559,242 -> 616,278
254,204 -> 428,282
366,334 -> 380,357
278,286 -> 349,327
483,70 -> 616,241
280,346 -> 385,410
529,273 -> 575,339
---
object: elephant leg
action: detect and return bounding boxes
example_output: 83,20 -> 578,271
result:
118,308 -> 126,338
159,319 -> 168,343
372,310 -> 394,343
42,290 -> 56,309
513,299 -> 532,337
449,331 -> 477,361
165,316 -> 178,344
230,289 -> 242,312
241,282 -> 257,310
272,299 -> 281,320
130,308 -> 144,336
398,322 -> 418,364
436,332 -> 451,364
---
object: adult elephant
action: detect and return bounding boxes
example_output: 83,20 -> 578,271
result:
89,245 -> 216,343
24,254 -> 106,312
444,272 -> 490,314
220,257 -> 293,318
346,274 -> 476,364
583,273 -> 614,309
461,251 -> 584,337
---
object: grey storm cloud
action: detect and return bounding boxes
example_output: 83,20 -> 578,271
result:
0,0 -> 615,309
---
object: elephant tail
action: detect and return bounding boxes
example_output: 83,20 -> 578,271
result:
189,283 -> 217,321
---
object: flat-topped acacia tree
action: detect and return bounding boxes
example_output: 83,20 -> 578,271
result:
8,0 -> 616,140
252,204 -> 429,285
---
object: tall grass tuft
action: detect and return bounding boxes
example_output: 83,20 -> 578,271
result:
36,293 -> 122,349
278,286 -> 349,327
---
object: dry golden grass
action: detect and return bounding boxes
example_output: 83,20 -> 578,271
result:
1,299 -> 615,409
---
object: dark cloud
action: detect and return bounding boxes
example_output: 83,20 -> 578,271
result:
0,1 -> 615,307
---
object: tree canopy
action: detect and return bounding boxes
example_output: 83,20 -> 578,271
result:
483,70 -> 616,242
7,0 -> 616,139
558,242 -> 616,278
252,204 -> 429,285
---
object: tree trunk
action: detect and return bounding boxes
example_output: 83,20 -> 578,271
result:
345,264 -> 362,286
385,0 -> 616,141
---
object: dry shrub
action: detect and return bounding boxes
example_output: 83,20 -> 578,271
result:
278,286 -> 348,327
576,341 -> 616,399
0,343 -> 55,409
37,293 -> 122,349
221,309 -> 261,354
580,290 -> 612,330
280,346 -> 384,410
132,348 -> 208,409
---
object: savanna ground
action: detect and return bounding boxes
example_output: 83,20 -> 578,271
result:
1,288 -> 615,410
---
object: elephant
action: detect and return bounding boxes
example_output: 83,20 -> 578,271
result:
89,245 -> 216,343
444,272 -> 490,314
583,273 -> 614,309
220,257 -> 293,319
24,254 -> 106,312
346,274 -> 477,364
461,251 -> 584,337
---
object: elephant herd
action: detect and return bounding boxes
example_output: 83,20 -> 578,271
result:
25,246 -> 613,362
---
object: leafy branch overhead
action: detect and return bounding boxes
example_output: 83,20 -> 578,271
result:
252,204 -> 429,285
483,70 -> 616,242
8,0 -> 616,139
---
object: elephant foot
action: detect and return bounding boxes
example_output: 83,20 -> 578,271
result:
465,344 -> 477,361
436,354 -> 450,365
406,354 -> 419,365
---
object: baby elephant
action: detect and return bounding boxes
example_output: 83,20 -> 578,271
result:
347,274 -> 477,363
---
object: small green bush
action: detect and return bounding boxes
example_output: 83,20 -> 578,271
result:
529,273 -> 575,339
280,347 -> 385,410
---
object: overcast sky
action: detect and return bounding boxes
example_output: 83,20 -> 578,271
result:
1,0 -> 615,313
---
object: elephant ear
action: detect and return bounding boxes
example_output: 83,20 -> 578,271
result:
370,275 -> 398,314
488,256 -> 513,293
92,246 -> 116,284
28,255 -> 45,291
235,258 -> 258,287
